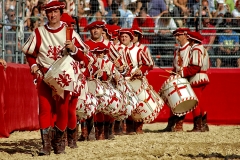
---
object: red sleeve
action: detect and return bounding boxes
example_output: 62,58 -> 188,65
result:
71,50 -> 89,66
132,18 -> 139,27
182,65 -> 201,77
26,54 -> 37,67
140,65 -> 150,75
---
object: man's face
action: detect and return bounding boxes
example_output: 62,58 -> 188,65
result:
139,10 -> 147,22
90,26 -> 103,40
8,11 -> 16,22
120,33 -> 131,46
175,34 -> 186,43
46,9 -> 61,25
203,18 -> 210,27
132,33 -> 139,43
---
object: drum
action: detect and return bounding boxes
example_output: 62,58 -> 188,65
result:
44,55 -> 79,98
128,78 -> 164,123
87,79 -> 105,97
100,82 -> 124,116
76,93 -> 98,120
160,75 -> 198,116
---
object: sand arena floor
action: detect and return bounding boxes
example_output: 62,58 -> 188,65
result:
0,123 -> 240,160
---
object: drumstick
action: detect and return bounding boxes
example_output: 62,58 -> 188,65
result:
130,65 -> 142,80
159,66 -> 178,75
159,74 -> 169,78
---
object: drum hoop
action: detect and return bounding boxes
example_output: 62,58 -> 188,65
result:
161,82 -> 189,93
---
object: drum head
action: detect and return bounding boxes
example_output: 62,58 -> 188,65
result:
173,100 -> 198,115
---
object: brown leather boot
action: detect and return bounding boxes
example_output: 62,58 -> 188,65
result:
38,127 -> 52,156
122,120 -> 126,134
187,115 -> 202,132
104,122 -> 109,139
173,115 -> 185,132
63,130 -> 68,146
78,122 -> 88,141
158,115 -> 178,132
202,113 -> 209,132
95,122 -> 105,140
114,120 -> 123,135
126,119 -> 136,135
108,122 -> 115,139
86,117 -> 95,141
52,127 -> 66,154
67,127 -> 78,149
135,122 -> 144,134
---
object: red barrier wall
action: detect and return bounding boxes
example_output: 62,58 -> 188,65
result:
0,64 -> 39,138
0,65 -> 240,138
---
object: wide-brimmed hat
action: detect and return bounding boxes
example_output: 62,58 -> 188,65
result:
187,31 -> 203,43
42,1 -> 65,11
84,21 -> 105,31
119,28 -> 134,40
173,28 -> 190,36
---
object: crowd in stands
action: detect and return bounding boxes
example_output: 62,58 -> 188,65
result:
0,0 -> 240,67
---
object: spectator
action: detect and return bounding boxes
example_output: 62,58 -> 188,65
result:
107,10 -> 121,26
122,2 -> 137,28
173,0 -> 190,26
132,7 -> 155,45
154,12 -> 177,66
88,11 -> 106,24
213,0 -> 228,26
217,23 -> 239,67
5,9 -> 17,31
201,16 -> 216,67
147,0 -> 168,18
26,6 -> 41,31
225,0 -> 235,13
77,2 -> 88,32
154,12 -> 177,34
194,0 -> 212,18
5,0 -> 16,11
232,0 -> 240,18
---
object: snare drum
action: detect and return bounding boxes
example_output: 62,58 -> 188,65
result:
128,78 -> 164,123
160,75 -> 198,116
76,93 -> 98,120
44,55 -> 79,98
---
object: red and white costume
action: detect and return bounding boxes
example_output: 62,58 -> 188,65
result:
131,26 -> 155,69
22,21 -> 88,131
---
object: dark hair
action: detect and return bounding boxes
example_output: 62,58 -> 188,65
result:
112,10 -> 120,17
224,12 -> 232,18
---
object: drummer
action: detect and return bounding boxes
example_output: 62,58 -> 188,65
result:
22,1 -> 89,155
119,28 -> 152,134
158,28 -> 191,132
186,31 -> 210,132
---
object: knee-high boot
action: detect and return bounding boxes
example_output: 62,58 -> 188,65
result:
108,122 -> 115,139
173,115 -> 185,132
52,127 -> 66,154
202,113 -> 209,132
158,115 -> 178,132
187,115 -> 202,132
39,127 -> 52,156
126,119 -> 136,135
114,120 -> 123,135
78,122 -> 88,141
95,122 -> 105,140
135,121 -> 144,134
67,126 -> 78,148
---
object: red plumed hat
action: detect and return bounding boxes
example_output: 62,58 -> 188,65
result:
84,21 -> 105,31
173,28 -> 190,36
187,31 -> 203,43
119,29 -> 134,40
42,0 -> 65,11
131,25 -> 143,37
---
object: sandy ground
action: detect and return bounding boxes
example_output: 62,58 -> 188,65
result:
0,123 -> 240,160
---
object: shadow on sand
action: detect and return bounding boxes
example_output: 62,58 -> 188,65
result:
0,139 -> 41,156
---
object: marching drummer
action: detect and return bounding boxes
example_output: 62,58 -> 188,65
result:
186,31 -> 210,132
22,1 -> 89,155
82,21 -> 120,140
119,29 -> 154,134
158,28 -> 191,132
